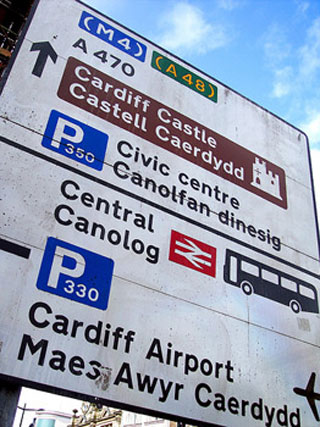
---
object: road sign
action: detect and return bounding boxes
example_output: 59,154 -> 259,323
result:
1,0 -> 320,425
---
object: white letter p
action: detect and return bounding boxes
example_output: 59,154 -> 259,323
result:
47,246 -> 85,289
51,117 -> 84,149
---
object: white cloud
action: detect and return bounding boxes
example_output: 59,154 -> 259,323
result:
299,111 -> 320,148
295,0 -> 310,15
263,26 -> 293,99
271,66 -> 294,98
217,0 -> 244,10
263,24 -> 291,67
272,82 -> 290,98
264,16 -> 320,108
300,111 -> 320,147
299,17 -> 320,79
157,2 -> 229,54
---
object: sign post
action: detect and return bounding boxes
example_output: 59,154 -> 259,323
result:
0,380 -> 21,426
1,0 -> 320,425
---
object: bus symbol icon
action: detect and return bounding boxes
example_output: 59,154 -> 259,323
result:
223,249 -> 319,314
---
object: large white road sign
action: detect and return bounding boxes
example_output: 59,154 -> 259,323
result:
1,0 -> 320,425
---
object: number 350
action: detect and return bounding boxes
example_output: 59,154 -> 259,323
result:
65,143 -> 95,164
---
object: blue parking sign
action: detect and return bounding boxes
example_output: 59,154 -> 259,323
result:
42,110 -> 108,170
36,237 -> 114,310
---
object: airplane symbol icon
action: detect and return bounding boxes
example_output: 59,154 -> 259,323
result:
294,372 -> 320,421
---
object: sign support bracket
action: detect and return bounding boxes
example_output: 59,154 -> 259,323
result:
0,380 -> 21,426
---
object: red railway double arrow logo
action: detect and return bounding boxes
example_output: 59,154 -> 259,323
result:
169,230 -> 217,277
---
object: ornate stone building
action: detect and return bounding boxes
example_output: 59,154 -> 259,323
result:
68,403 -> 190,427
69,403 -> 122,427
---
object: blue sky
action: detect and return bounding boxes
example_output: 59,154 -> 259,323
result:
84,0 -> 320,149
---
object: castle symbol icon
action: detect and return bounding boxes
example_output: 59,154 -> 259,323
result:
251,157 -> 282,200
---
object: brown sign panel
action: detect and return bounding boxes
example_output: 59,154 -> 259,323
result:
58,57 -> 287,209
